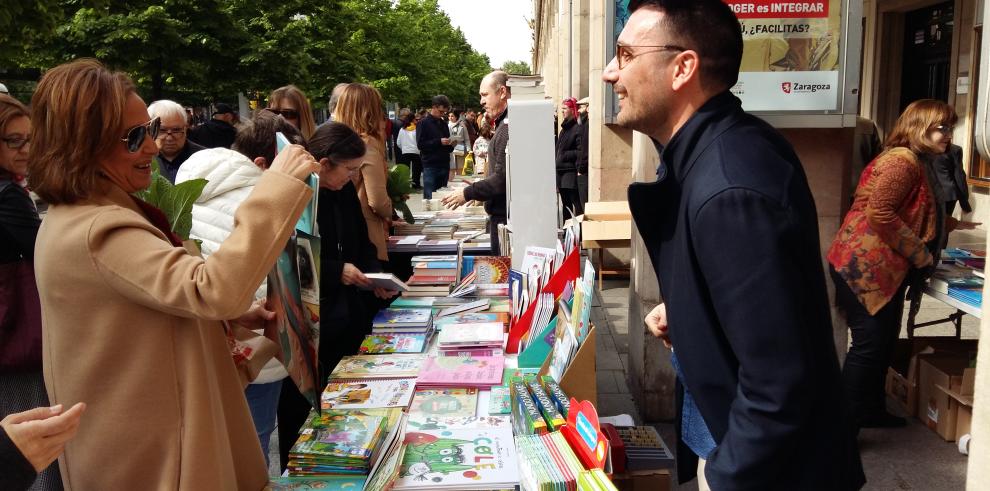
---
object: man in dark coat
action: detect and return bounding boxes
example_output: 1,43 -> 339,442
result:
187,102 -> 237,149
605,1 -> 864,490
576,99 -> 590,207
556,97 -> 583,219
416,95 -> 454,199
441,71 -> 511,255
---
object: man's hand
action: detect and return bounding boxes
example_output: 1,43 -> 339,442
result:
373,287 -> 398,300
645,303 -> 671,349
1,403 -> 86,472
441,137 -> 451,145
441,189 -> 467,209
341,263 -> 372,288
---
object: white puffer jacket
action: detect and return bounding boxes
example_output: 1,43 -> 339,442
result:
176,148 -> 290,384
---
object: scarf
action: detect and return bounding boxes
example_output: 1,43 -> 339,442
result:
129,196 -> 183,247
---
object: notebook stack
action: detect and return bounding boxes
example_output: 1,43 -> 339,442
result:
393,222 -> 425,236
423,224 -> 456,240
405,274 -> 456,297
417,239 -> 460,252
415,354 -> 505,389
371,308 -> 434,334
286,410 -> 390,476
437,322 -> 505,353
387,235 -> 425,253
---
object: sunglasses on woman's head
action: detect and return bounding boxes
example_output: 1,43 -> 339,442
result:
265,108 -> 300,120
120,117 -> 161,153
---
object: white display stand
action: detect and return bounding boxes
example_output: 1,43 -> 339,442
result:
505,81 -> 558,269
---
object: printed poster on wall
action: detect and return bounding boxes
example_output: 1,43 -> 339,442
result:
726,0 -> 843,111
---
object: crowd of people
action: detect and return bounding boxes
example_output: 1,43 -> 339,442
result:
0,0 -> 983,490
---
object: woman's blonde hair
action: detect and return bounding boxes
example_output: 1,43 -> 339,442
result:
885,99 -> 958,155
268,85 -> 316,140
332,83 -> 384,140
29,59 -> 135,205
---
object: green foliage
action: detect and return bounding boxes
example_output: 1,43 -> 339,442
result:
387,164 -> 415,224
500,60 -> 532,75
1,0 -> 497,109
134,162 -> 208,240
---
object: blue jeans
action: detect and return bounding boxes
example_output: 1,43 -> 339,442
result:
422,166 -> 448,199
245,379 -> 283,468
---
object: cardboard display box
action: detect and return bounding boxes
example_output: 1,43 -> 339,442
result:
581,201 -> 632,247
938,367 -> 976,443
583,201 -> 632,221
919,356 -> 971,441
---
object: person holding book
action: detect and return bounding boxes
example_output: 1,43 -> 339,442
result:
828,100 -> 978,431
609,2 -> 863,489
176,109 -> 308,468
275,121 -> 397,470
28,59 -> 320,489
332,83 -> 393,264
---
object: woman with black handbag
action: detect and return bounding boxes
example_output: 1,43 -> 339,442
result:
0,93 -> 69,490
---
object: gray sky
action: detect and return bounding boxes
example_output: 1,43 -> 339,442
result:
437,0 -> 534,69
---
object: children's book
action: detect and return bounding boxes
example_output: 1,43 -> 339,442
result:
415,355 -> 505,388
320,379 -> 416,410
437,322 -> 505,349
289,411 -> 385,461
329,354 -> 425,380
372,308 -> 433,327
460,255 -> 512,283
359,333 -> 428,354
434,312 -> 509,329
269,476 -> 367,490
393,426 -> 519,490
488,386 -> 512,415
435,298 -> 490,318
389,297 -> 439,309
405,415 -> 511,431
408,388 -> 479,421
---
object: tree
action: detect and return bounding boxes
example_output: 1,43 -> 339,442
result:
500,60 -> 531,75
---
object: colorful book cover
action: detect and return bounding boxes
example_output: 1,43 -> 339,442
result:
372,308 -> 433,326
415,355 -> 505,388
330,354 -> 425,380
321,379 -> 416,410
269,476 -> 367,490
290,412 -> 386,460
414,261 -> 458,270
488,386 -> 511,415
359,333 -> 428,354
390,297 -> 439,309
394,426 -> 519,489
408,388 -> 479,421
408,274 -> 457,285
406,415 -> 511,431
461,256 -> 512,283
437,322 -> 505,348
434,312 -> 509,329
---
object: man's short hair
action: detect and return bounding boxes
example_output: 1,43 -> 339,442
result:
431,95 -> 451,109
629,0 -> 743,93
485,71 -> 511,96
232,110 -> 305,166
213,102 -> 235,114
147,100 -> 188,125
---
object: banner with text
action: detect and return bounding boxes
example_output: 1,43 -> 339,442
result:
724,0 -> 843,111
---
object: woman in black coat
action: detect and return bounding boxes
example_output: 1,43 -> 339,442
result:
275,122 -> 397,469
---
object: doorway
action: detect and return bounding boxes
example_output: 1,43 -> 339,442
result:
899,1 -> 954,110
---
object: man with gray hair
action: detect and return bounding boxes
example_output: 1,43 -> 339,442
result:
147,99 -> 205,183
442,70 -> 510,254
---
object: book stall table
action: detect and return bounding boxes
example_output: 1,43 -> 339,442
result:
269,223 -> 659,491
908,248 -> 985,339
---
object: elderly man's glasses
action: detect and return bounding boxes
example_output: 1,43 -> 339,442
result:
159,127 -> 186,138
615,44 -> 687,69
120,117 -> 161,153
1,135 -> 29,150
265,108 -> 300,120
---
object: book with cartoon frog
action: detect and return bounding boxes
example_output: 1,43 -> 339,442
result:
392,426 -> 519,489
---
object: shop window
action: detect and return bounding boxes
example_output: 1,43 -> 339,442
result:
969,26 -> 990,184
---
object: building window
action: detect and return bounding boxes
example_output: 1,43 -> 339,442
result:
969,26 -> 990,184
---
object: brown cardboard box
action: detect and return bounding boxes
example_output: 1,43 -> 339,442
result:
885,338 -> 979,417
611,469 -> 672,491
538,324 -> 597,406
919,356 -> 970,440
582,220 -> 632,243
583,201 -> 631,221
943,368 -> 976,442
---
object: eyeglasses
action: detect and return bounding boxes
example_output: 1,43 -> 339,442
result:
615,43 -> 688,69
158,127 -> 186,138
120,117 -> 161,153
1,135 -> 30,150
266,108 -> 300,120
933,124 -> 955,133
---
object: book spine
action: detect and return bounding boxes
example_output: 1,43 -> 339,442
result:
527,380 -> 566,431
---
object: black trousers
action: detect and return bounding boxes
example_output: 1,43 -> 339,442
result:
577,173 -> 589,208
401,154 -> 422,187
559,187 -> 582,221
830,265 -> 909,422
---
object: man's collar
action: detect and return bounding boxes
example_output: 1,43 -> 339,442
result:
656,90 -> 741,183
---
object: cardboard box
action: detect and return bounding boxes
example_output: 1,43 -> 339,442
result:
885,338 -> 979,417
919,356 -> 970,440
583,201 -> 631,221
942,368 -> 976,442
582,220 -> 632,243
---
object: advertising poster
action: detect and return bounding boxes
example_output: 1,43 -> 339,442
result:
609,0 -> 845,115
727,0 -> 843,111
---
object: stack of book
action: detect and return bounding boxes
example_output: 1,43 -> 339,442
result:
392,426 -> 519,490
372,308 -> 434,334
412,259 -> 458,277
933,249 -> 986,308
515,432 -> 586,491
437,322 -> 505,353
417,239 -> 460,252
359,333 -> 429,354
286,410 -> 389,476
415,354 -> 505,389
387,235 -> 425,252
329,354 -> 426,380
393,222 -> 425,236
423,224 -> 455,239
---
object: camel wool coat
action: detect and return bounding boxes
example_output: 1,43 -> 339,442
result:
353,135 -> 392,261
35,170 -> 311,490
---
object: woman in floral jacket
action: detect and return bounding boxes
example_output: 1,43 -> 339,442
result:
827,99 -> 969,430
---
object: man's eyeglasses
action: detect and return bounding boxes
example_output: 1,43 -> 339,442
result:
120,117 -> 161,153
266,108 -> 300,120
615,43 -> 688,69
159,127 -> 186,138
1,135 -> 29,150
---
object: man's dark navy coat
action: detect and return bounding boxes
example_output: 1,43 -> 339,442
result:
628,91 -> 865,490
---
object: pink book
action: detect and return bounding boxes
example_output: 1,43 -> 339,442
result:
415,355 -> 505,389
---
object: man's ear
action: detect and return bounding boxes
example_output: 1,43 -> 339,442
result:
254,157 -> 267,169
671,51 -> 701,92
